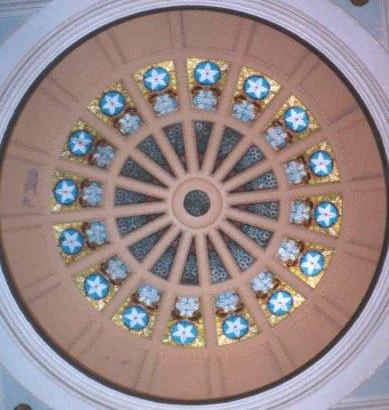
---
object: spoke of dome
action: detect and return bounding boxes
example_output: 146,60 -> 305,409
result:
142,225 -> 181,271
222,162 -> 275,192
346,242 -> 383,262
208,229 -> 241,281
40,76 -> 78,112
115,175 -> 169,198
6,141 -> 50,165
228,191 -> 281,205
285,181 -> 344,199
112,202 -> 167,218
0,215 -> 44,230
49,208 -> 109,224
213,137 -> 253,182
23,274 -> 63,306
195,232 -> 213,289
225,207 -> 279,233
219,219 -> 267,259
201,121 -> 226,175
128,149 -> 175,187
152,128 -> 186,177
168,231 -> 193,285
66,321 -> 105,356
284,224 -> 338,249
121,214 -> 171,248
349,175 -> 386,192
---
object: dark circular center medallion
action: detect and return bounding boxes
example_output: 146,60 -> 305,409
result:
183,190 -> 211,217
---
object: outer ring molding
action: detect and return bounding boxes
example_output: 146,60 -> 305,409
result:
0,1 -> 388,409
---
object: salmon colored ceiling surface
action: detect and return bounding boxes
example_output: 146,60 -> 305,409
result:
0,9 -> 386,403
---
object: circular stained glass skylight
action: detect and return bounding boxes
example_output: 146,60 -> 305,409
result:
0,9 -> 386,404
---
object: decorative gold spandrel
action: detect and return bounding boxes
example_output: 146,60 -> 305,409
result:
310,193 -> 343,237
87,80 -> 137,124
286,241 -> 333,288
60,120 -> 102,165
74,263 -> 118,311
216,308 -> 259,346
186,57 -> 229,91
52,222 -> 90,265
233,66 -> 281,110
305,140 -> 340,185
272,95 -> 319,142
51,169 -> 86,213
133,60 -> 177,99
258,280 -> 305,326
112,295 -> 157,338
162,317 -> 206,348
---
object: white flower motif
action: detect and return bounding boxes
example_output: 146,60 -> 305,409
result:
60,230 -> 83,254
55,179 -> 78,204
85,275 -> 108,299
144,68 -> 169,91
123,306 -> 148,330
101,93 -> 124,116
195,62 -> 220,84
300,251 -> 324,276
309,151 -> 333,176
137,284 -> 161,307
222,315 -> 249,339
268,291 -> 293,315
105,257 -> 128,282
171,321 -> 197,344
175,296 -> 200,318
314,202 -> 338,227
284,107 -> 309,132
244,76 -> 269,100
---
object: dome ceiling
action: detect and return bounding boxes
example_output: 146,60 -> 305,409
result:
0,8 -> 386,404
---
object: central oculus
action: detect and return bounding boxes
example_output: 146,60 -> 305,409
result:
183,190 -> 211,216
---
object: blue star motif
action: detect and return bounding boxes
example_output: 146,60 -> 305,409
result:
54,178 -> 78,205
59,228 -> 84,255
309,150 -> 334,177
84,273 -> 109,300
268,290 -> 293,316
314,201 -> 339,228
243,75 -> 270,100
67,130 -> 93,156
284,106 -> 309,132
143,66 -> 170,92
194,61 -> 221,86
98,91 -> 125,116
299,250 -> 325,277
222,314 -> 249,340
122,305 -> 149,331
170,320 -> 198,345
